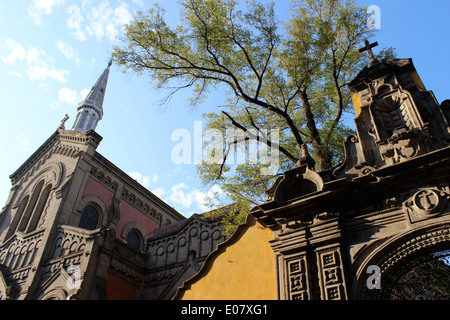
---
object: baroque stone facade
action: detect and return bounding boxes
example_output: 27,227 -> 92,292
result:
253,56 -> 450,300
175,47 -> 450,300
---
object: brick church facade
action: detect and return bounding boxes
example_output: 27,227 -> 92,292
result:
0,61 -> 226,300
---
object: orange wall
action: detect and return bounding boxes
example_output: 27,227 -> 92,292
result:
177,215 -> 277,300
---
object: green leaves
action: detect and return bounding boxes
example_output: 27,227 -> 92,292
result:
113,0 -> 395,234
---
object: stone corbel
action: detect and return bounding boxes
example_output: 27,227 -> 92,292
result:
0,265 -> 19,300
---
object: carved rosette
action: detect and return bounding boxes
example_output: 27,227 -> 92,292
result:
316,247 -> 347,300
403,188 -> 448,222
285,255 -> 309,300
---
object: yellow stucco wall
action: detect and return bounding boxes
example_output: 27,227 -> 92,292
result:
352,93 -> 363,117
177,215 -> 277,300
410,70 -> 426,90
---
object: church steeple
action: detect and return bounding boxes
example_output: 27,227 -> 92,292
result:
71,60 -> 112,132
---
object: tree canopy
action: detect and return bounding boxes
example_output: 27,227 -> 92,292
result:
113,0 -> 395,235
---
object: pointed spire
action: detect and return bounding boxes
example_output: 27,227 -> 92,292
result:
71,60 -> 112,132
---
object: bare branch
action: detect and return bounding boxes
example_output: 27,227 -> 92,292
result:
222,111 -> 299,164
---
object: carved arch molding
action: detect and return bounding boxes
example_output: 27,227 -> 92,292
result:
351,223 -> 450,300
13,161 -> 65,208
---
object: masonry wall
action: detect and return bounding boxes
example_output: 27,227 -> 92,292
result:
175,215 -> 277,300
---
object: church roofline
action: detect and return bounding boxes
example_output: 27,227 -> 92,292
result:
92,151 -> 186,222
9,129 -> 103,184
9,130 -> 60,183
172,213 -> 260,300
348,58 -> 414,90
250,145 -> 450,229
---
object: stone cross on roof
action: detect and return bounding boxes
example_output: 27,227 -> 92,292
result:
59,114 -> 70,129
359,39 -> 379,66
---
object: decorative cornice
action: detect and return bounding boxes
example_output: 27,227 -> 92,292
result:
9,129 -> 103,186
92,151 -> 185,222
251,146 -> 450,229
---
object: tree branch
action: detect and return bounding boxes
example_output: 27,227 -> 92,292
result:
222,111 -> 299,164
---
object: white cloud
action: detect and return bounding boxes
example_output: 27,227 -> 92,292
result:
8,71 -> 24,78
1,38 -> 26,64
151,187 -> 166,198
22,139 -> 31,152
127,171 -> 159,190
51,87 -> 89,109
57,87 -> 78,105
56,40 -> 73,59
67,5 -> 86,41
20,134 -> 31,152
127,172 -> 223,214
28,0 -> 65,25
80,88 -> 90,99
131,0 -> 144,8
28,64 -> 69,83
127,171 -> 151,189
1,38 -> 69,83
56,40 -> 81,66
167,183 -> 193,209
114,2 -> 133,26
166,183 -> 223,213
66,1 -> 133,43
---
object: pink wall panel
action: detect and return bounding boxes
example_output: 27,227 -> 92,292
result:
116,201 -> 159,239
83,178 -> 159,240
83,178 -> 113,210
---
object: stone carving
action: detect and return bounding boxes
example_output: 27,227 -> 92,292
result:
403,188 -> 448,222
59,114 -> 70,130
52,226 -> 91,259
413,189 -> 440,213
0,230 -> 44,290
356,227 -> 450,299
317,248 -> 346,300
143,214 -> 226,299
286,256 -> 308,300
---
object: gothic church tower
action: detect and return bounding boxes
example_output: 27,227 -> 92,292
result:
0,62 -> 185,300
71,60 -> 111,132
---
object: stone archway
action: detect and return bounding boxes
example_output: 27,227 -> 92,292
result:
351,223 -> 450,300
381,249 -> 450,300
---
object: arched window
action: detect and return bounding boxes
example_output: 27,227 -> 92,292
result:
86,112 -> 97,131
18,180 -> 45,233
5,195 -> 29,239
78,205 -> 99,230
126,230 -> 142,251
27,184 -> 52,232
77,110 -> 89,129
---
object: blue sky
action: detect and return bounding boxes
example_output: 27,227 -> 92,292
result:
0,0 -> 449,217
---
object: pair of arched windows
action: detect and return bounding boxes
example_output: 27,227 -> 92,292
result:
77,205 -> 143,251
6,180 -> 52,239
78,205 -> 143,251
